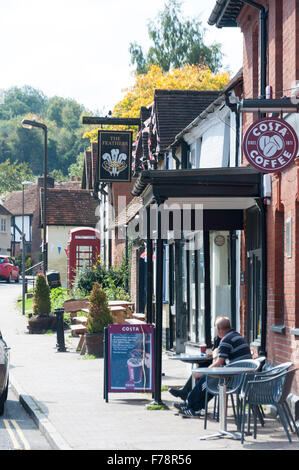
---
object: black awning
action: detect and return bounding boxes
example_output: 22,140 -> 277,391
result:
132,167 -> 262,206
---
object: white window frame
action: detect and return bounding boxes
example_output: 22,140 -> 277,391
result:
0,218 -> 6,233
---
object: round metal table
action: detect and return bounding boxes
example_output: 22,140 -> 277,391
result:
192,366 -> 252,440
169,355 -> 213,386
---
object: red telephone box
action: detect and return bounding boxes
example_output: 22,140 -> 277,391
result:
67,227 -> 100,288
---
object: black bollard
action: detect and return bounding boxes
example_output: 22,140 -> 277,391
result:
55,308 -> 66,352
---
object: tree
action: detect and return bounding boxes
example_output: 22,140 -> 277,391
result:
33,273 -> 51,316
83,64 -> 230,142
68,152 -> 85,179
86,282 -> 113,334
0,86 -> 47,119
0,159 -> 34,194
129,0 -> 223,74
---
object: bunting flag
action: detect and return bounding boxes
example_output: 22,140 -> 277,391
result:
57,246 -> 61,255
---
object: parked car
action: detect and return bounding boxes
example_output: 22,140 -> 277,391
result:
0,256 -> 20,283
0,331 -> 9,415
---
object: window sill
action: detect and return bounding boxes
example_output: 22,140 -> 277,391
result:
270,324 -> 286,334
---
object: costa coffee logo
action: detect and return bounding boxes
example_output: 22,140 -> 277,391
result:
243,117 -> 298,173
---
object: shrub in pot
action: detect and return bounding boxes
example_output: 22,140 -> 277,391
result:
85,282 -> 113,356
28,274 -> 55,333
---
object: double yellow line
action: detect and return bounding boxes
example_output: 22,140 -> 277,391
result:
3,419 -> 31,450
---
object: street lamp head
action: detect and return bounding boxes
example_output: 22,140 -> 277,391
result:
21,119 -> 34,129
21,118 -> 47,131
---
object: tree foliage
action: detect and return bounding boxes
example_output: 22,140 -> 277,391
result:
87,283 -> 113,334
0,86 -> 90,187
83,64 -> 230,142
0,159 -> 34,194
129,0 -> 223,74
33,274 -> 51,316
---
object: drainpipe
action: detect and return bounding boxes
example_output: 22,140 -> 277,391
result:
225,93 -> 240,167
255,196 -> 267,357
241,0 -> 267,100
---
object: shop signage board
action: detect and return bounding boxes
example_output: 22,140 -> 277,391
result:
104,324 -> 155,402
98,130 -> 132,182
243,117 -> 298,173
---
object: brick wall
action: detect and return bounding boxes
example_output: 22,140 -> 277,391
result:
238,1 -> 299,398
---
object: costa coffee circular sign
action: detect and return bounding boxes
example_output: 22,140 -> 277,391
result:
243,117 -> 298,173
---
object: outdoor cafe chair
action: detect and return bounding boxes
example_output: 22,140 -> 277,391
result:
240,368 -> 299,444
204,358 -> 261,430
239,361 -> 293,431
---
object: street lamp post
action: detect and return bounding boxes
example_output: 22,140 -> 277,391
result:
21,181 -> 33,315
21,119 -> 48,274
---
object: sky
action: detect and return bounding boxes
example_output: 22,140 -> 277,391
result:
0,0 -> 243,114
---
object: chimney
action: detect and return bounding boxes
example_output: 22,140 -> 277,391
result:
37,176 -> 55,188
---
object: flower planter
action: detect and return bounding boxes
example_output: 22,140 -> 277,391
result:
85,332 -> 104,357
27,314 -> 56,334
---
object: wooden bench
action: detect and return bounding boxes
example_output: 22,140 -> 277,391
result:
132,313 -> 146,320
72,316 -> 88,325
109,305 -> 130,324
70,324 -> 87,336
108,301 -> 135,318
125,319 -> 146,325
63,299 -> 90,319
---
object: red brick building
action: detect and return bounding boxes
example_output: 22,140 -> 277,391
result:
209,0 -> 299,416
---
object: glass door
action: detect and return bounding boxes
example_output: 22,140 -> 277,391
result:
186,232 -> 205,344
209,231 -> 231,340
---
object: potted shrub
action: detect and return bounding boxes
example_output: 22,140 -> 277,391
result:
28,274 -> 55,333
85,282 -> 113,357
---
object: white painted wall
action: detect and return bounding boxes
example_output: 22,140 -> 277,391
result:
200,121 -> 226,167
183,104 -> 232,169
0,215 -> 11,255
47,225 -> 76,287
13,215 -> 31,242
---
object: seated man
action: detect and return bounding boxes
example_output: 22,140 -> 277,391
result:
168,335 -> 221,401
177,316 -> 252,418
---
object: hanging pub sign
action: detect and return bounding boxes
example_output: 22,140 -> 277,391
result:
98,130 -> 132,182
242,117 -> 298,173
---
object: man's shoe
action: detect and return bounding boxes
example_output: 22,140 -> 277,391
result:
180,408 -> 202,419
168,388 -> 187,400
173,401 -> 188,411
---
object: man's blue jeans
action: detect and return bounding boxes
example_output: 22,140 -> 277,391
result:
186,375 -> 214,411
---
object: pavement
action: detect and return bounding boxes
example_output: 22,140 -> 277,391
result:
1,283 -> 299,452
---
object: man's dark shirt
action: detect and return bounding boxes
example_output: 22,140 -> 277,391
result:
218,329 -> 251,363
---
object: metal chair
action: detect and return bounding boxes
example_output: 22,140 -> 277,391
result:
203,358 -> 261,430
240,368 -> 299,443
240,361 -> 294,431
